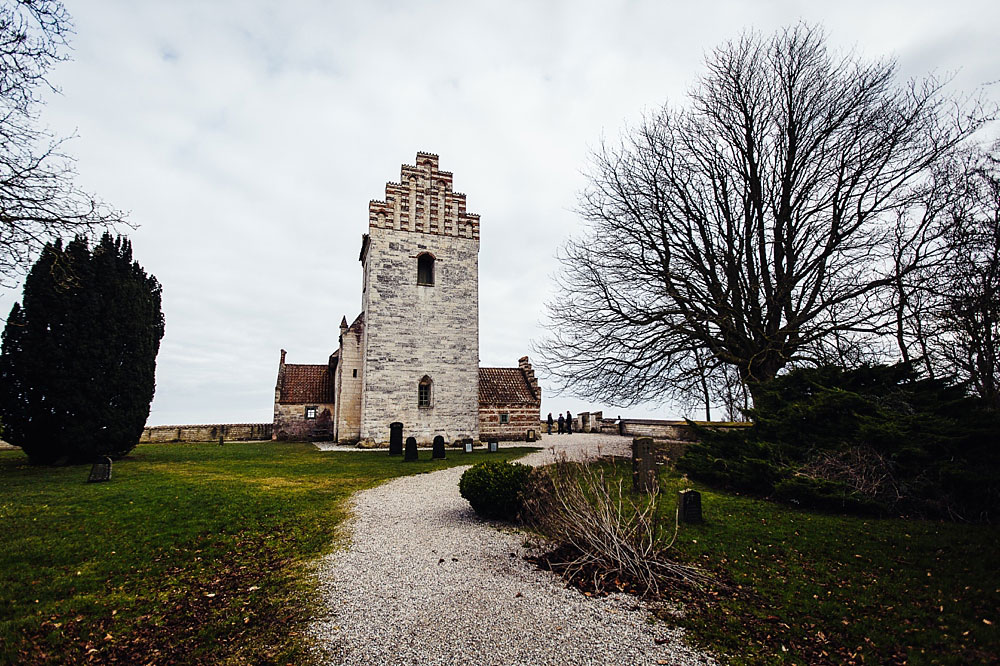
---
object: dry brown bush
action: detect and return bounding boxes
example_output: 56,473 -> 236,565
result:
522,455 -> 711,596
798,446 -> 904,507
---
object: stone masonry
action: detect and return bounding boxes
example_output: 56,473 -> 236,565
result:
274,152 -> 539,445
334,314 -> 364,442
479,357 -> 542,441
359,153 -> 480,445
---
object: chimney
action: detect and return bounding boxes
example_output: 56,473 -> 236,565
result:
276,349 -> 287,393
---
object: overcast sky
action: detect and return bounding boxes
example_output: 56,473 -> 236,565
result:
2,0 -> 996,426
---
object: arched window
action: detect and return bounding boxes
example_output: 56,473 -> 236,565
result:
418,375 -> 432,408
417,253 -> 435,286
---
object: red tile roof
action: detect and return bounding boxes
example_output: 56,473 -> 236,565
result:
479,367 -> 539,405
279,364 -> 334,404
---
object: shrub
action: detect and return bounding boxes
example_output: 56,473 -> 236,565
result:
458,460 -> 533,520
773,476 -> 883,515
0,234 -> 164,464
677,363 -> 1000,521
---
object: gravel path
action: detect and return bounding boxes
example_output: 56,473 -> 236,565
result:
308,434 -> 716,665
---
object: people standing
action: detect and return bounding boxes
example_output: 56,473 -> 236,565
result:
546,412 -> 554,435
566,411 -> 573,435
557,414 -> 565,434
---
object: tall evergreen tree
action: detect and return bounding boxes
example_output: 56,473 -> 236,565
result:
0,233 -> 164,464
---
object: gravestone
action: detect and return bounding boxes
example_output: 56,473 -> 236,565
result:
463,440 -> 473,453
525,429 -> 536,442
487,440 -> 498,453
87,456 -> 112,483
678,489 -> 703,523
432,435 -> 446,459
404,436 -> 418,462
631,437 -> 656,493
389,422 -> 403,455
218,435 -> 224,447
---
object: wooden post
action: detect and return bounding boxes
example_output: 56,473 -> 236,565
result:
632,437 -> 656,493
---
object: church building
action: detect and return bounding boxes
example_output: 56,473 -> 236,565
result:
273,152 -> 540,445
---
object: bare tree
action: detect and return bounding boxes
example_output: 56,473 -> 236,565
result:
538,24 -> 990,405
888,146 -> 1000,407
0,0 -> 127,286
937,148 -> 1000,407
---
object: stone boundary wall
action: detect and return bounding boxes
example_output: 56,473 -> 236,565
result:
595,418 -> 750,441
140,423 -> 273,443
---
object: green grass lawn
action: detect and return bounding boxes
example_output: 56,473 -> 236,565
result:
0,441 -> 535,665
650,468 -> 1000,665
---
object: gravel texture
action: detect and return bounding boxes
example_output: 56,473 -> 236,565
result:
308,434 -> 716,665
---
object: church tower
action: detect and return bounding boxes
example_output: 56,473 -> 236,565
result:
357,152 -> 480,445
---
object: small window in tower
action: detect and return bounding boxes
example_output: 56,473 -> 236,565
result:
500,413 -> 510,424
417,253 -> 435,286
305,406 -> 318,419
418,375 -> 433,408
352,368 -> 358,378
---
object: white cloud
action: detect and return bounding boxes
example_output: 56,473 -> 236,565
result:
2,0 -> 996,424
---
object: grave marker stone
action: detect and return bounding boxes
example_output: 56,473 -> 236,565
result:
632,437 -> 656,493
678,489 -> 703,523
488,440 -> 498,453
463,440 -> 473,453
389,422 -> 403,455
404,436 -> 418,462
87,456 -> 112,483
432,435 -> 446,459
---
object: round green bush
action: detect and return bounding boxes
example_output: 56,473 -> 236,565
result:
459,460 -> 533,520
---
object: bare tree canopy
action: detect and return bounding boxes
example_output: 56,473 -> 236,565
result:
941,148 -> 1000,407
897,146 -> 1000,408
538,24 -> 992,408
0,0 -> 127,285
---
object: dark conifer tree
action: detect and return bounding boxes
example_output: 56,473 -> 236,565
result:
0,233 -> 164,464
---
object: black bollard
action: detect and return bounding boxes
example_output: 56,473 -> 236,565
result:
389,422 -> 403,455
432,435 -> 446,459
404,436 -> 418,462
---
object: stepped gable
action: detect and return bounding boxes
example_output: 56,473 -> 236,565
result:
278,364 -> 334,404
368,151 -> 480,240
479,367 -> 538,405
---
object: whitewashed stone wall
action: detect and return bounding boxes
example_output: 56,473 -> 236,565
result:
359,153 -> 480,445
335,320 -> 364,443
359,227 -> 479,444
